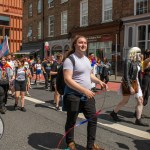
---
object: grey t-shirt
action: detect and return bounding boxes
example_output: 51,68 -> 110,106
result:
63,53 -> 92,90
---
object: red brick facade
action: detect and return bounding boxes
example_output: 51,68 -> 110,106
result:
22,0 -> 150,59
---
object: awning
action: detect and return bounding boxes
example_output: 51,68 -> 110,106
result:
14,49 -> 40,55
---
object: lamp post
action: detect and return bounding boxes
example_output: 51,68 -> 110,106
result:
42,0 -> 45,59
115,34 -> 118,80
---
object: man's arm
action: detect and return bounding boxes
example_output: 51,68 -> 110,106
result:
90,73 -> 107,89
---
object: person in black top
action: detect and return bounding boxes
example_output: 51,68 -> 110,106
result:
42,57 -> 53,90
50,54 -> 63,110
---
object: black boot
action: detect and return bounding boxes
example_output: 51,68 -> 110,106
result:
0,106 -> 7,114
135,118 -> 149,127
110,110 -> 121,121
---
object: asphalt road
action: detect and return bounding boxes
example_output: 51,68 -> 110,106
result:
0,84 -> 150,150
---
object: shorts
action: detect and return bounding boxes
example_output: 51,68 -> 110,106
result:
15,80 -> 26,92
36,69 -> 41,75
51,78 -> 56,86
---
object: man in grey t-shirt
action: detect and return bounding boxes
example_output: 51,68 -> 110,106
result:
63,35 -> 107,150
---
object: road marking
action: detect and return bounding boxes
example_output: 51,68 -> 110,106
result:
25,96 -> 150,140
25,96 -> 45,104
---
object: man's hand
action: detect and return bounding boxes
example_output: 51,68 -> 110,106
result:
83,89 -> 95,99
99,80 -> 108,90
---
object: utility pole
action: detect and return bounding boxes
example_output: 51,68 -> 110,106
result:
42,0 -> 45,59
115,34 -> 117,80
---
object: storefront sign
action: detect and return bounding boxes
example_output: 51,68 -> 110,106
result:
87,35 -> 101,42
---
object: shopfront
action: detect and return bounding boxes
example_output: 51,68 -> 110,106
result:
87,34 -> 113,61
46,38 -> 71,57
122,13 -> 150,58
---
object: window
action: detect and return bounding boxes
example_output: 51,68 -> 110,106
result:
37,21 -> 42,39
28,24 -> 32,41
80,0 -> 88,27
148,25 -> 150,48
48,15 -> 54,37
88,41 -> 112,60
48,0 -> 54,8
37,0 -> 42,13
128,27 -> 133,47
102,0 -> 112,22
138,25 -> 146,51
29,3 -> 32,17
61,11 -> 67,35
135,0 -> 148,15
61,0 -> 68,3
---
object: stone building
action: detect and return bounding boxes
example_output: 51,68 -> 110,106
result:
22,0 -> 150,62
0,0 -> 23,53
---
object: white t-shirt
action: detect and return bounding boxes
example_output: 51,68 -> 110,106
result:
16,67 -> 26,81
35,64 -> 42,70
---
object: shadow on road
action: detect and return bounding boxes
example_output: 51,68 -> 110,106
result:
133,139 -> 150,150
116,142 -> 129,150
28,132 -> 85,150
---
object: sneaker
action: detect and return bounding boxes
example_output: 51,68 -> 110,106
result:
0,106 -> 7,114
91,144 -> 104,150
26,92 -> 31,97
68,142 -> 77,150
45,88 -> 49,91
14,104 -> 19,111
135,119 -> 149,127
55,106 -> 60,111
20,107 -> 26,112
110,110 -> 121,122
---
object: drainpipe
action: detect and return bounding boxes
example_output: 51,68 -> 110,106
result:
42,0 -> 45,59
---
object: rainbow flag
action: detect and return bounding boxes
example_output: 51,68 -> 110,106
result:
0,36 -> 9,58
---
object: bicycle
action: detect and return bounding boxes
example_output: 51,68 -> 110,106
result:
0,115 -> 4,139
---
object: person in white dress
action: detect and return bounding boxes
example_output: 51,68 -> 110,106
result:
110,47 -> 149,126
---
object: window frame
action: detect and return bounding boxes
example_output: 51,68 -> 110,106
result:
48,15 -> 54,37
61,10 -> 68,35
37,21 -> 42,39
37,0 -> 42,14
61,0 -> 68,4
29,3 -> 33,17
102,0 -> 112,22
134,0 -> 148,15
80,0 -> 88,27
28,24 -> 32,41
48,0 -> 54,8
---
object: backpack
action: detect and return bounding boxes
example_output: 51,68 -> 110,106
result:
56,55 -> 75,95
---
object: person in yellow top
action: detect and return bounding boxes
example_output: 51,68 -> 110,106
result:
140,54 -> 144,75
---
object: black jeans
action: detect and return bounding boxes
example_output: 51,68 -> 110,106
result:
64,94 -> 97,149
43,73 -> 51,88
0,84 -> 9,108
100,75 -> 109,84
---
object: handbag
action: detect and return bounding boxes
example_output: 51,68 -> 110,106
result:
121,79 -> 138,95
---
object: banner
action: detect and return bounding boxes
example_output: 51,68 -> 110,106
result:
0,36 -> 9,58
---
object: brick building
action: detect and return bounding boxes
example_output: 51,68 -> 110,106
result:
0,0 -> 23,53
22,0 -> 150,62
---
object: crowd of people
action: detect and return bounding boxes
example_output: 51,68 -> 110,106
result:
0,35 -> 149,150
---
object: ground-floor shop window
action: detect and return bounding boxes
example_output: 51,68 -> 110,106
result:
88,41 -> 112,61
